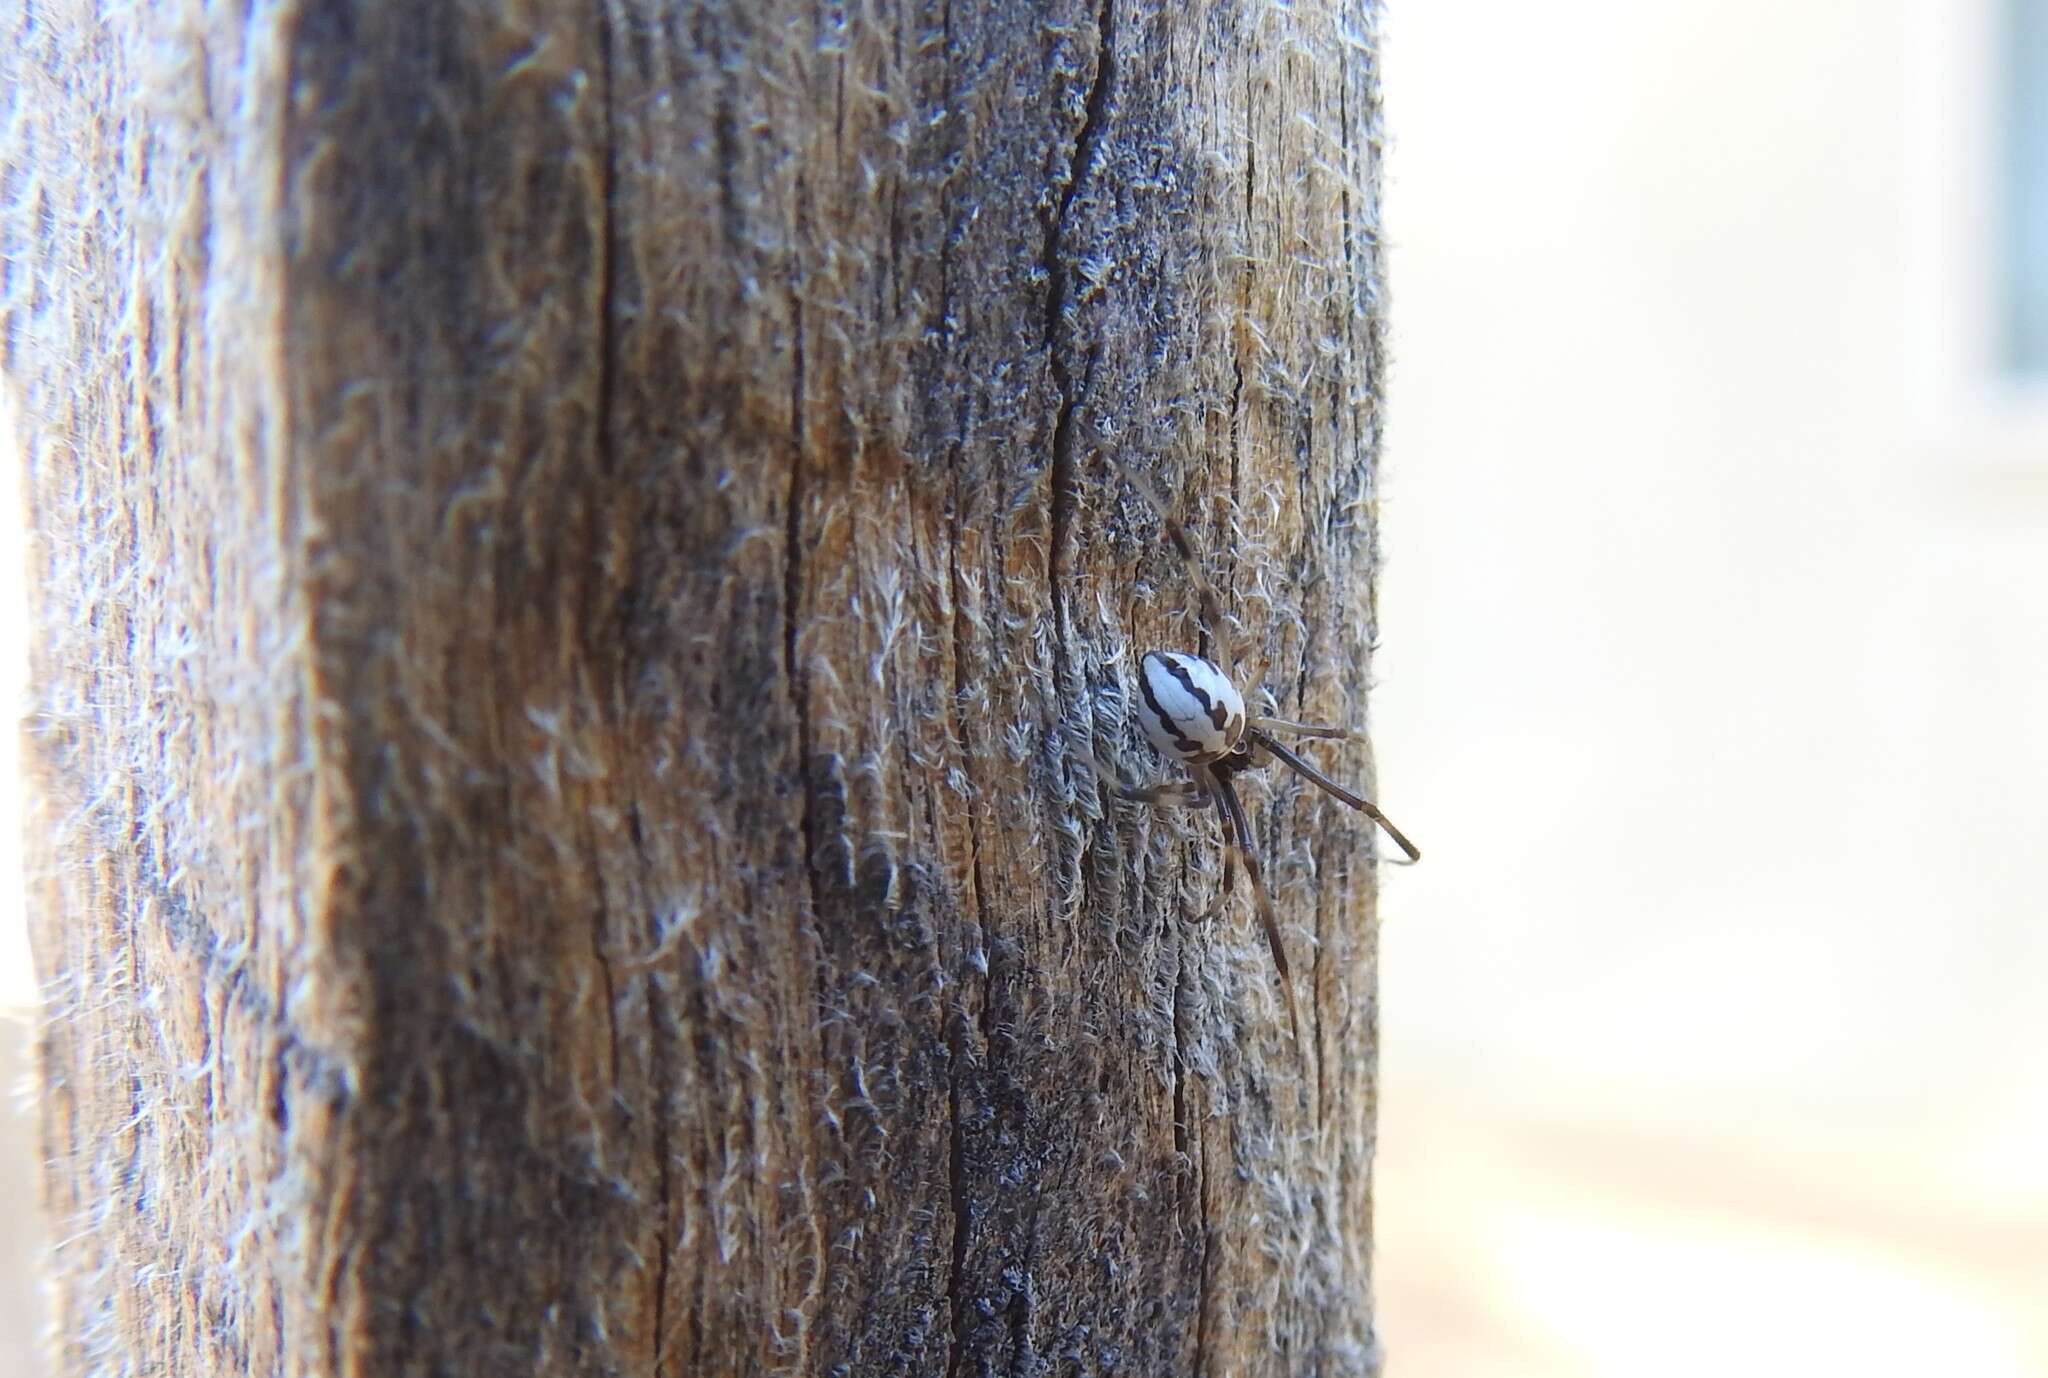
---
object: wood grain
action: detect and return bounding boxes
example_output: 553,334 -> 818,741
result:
4,1 -> 1394,1372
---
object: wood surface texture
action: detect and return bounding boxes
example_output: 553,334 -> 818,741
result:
4,0 -> 1394,1373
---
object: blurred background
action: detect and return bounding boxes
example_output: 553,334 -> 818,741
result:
1373,0 -> 2048,1373
1,374 -> 36,1365
2,0 -> 2044,1374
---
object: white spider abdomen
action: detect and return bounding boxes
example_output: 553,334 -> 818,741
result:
1137,651 -> 1246,763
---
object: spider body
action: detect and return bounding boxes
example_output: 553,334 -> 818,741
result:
1097,455 -> 1419,1024
1136,650 -> 1245,763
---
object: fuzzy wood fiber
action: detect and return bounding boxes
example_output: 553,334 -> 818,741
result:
4,0 -> 1394,1374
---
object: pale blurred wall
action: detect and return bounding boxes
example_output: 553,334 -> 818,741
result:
1,376 -> 42,1373
1374,1 -> 2048,1374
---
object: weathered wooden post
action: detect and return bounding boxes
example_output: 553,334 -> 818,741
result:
5,1 -> 1396,1372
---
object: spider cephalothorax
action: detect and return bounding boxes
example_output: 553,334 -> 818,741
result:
1098,458 -> 1419,1012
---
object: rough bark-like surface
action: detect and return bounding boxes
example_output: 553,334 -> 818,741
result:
4,0 -> 1393,1374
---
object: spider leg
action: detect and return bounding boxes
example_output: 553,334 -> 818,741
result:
1211,774 -> 1292,983
1089,755 -> 1212,809
1104,452 -> 1237,682
1207,766 -> 1303,1045
1252,714 -> 1367,743
1208,768 -> 1286,980
1120,779 -> 1211,809
1244,726 -> 1422,864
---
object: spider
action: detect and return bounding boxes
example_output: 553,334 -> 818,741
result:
1094,453 -> 1420,1007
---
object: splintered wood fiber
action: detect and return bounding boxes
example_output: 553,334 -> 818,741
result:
4,0 -> 1395,1374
